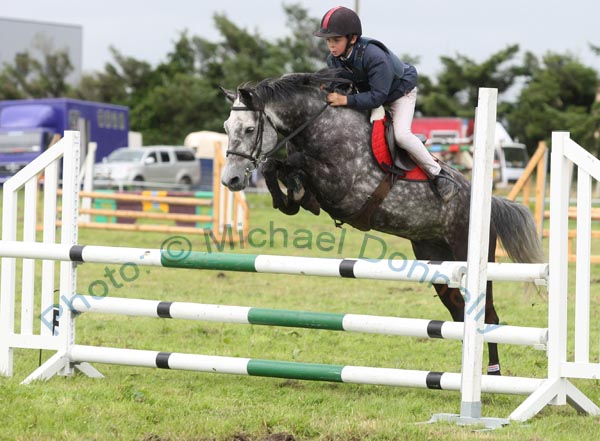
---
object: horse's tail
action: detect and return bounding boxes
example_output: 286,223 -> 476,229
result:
491,197 -> 546,263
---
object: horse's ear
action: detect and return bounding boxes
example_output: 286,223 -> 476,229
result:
237,88 -> 255,108
219,86 -> 237,103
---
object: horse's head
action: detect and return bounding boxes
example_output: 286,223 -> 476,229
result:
220,86 -> 279,191
220,71 -> 351,191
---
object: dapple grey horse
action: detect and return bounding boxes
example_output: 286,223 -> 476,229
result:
220,71 -> 544,375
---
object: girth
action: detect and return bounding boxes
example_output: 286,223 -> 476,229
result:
333,174 -> 394,232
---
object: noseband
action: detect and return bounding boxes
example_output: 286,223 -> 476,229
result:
226,103 -> 329,177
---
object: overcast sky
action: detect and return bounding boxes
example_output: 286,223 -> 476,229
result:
3,0 -> 599,79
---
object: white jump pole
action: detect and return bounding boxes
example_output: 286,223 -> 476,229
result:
431,88 -> 500,428
80,141 -> 97,223
70,295 -> 548,347
460,87 -> 498,419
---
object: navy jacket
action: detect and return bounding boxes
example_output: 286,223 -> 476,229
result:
326,37 -> 418,110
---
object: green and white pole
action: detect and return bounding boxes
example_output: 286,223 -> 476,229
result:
0,242 -> 548,285
68,344 -> 544,395
71,295 -> 548,347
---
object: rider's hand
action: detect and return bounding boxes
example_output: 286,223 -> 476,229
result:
327,92 -> 347,107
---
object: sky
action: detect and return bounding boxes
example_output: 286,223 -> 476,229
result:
2,0 -> 600,79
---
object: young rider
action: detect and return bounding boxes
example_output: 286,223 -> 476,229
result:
314,6 -> 458,202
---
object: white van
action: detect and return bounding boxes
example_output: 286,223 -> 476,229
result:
497,142 -> 529,184
493,123 -> 529,185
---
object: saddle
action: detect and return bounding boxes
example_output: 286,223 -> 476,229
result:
336,111 -> 431,231
370,110 -> 428,181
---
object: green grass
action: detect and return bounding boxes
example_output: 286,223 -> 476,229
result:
1,192 -> 600,440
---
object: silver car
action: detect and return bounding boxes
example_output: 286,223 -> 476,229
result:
94,146 -> 201,189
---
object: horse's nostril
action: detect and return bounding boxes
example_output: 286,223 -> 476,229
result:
229,176 -> 240,187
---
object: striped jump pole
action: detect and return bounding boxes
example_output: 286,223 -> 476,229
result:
62,345 -> 545,395
0,241 -> 549,285
71,295 -> 548,348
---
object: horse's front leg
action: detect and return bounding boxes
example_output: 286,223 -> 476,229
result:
285,153 -> 320,215
261,159 -> 300,216
285,152 -> 308,203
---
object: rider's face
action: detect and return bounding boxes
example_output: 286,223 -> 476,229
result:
326,36 -> 350,58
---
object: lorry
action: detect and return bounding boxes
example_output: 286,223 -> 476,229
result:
0,98 -> 129,183
411,117 -> 528,186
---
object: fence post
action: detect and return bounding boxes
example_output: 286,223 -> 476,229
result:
459,88 -> 497,419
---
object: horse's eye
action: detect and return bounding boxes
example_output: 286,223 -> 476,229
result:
245,127 -> 255,134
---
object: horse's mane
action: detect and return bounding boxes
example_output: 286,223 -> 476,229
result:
239,69 -> 349,108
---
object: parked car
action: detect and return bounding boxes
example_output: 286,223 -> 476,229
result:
94,146 -> 200,189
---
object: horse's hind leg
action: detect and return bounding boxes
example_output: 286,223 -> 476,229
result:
483,236 -> 501,375
447,233 -> 502,376
482,281 -> 501,375
410,239 -> 502,376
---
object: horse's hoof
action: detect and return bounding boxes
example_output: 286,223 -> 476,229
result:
302,196 -> 321,215
281,204 -> 300,216
274,197 -> 301,215
271,196 -> 284,210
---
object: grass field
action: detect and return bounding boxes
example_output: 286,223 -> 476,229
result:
1,191 -> 600,440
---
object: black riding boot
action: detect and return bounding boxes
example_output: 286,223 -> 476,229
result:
433,169 -> 459,202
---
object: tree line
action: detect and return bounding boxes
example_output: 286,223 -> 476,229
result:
1,4 -> 599,156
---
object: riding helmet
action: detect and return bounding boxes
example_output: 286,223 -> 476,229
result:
314,6 -> 362,38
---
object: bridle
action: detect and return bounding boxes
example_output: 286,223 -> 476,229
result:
226,102 -> 329,177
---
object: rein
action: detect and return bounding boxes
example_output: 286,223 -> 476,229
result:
227,103 -> 329,176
